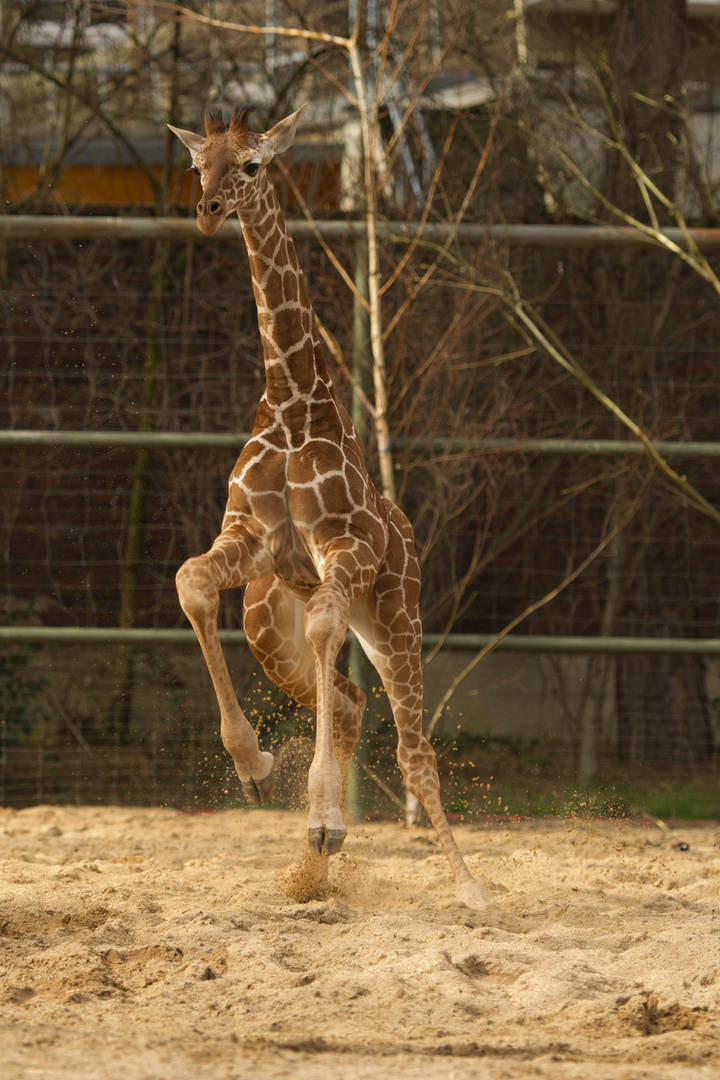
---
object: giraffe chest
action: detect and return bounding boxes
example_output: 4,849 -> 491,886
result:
224,480 -> 320,589
224,437 -> 386,593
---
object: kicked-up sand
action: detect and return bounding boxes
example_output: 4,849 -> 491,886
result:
1,805 -> 719,1079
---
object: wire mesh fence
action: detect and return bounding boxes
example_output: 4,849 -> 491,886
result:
2,223 -> 720,809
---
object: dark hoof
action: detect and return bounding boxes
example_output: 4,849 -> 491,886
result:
241,760 -> 276,805
325,829 -> 347,856
308,828 -> 325,856
307,826 -> 347,857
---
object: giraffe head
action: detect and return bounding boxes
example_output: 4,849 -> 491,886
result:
168,103 -> 306,235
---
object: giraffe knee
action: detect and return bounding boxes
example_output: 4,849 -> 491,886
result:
304,591 -> 348,659
176,557 -> 218,624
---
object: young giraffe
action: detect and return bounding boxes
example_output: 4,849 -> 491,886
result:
169,103 -> 488,909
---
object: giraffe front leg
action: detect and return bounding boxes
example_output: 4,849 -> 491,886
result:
303,587 -> 351,856
176,532 -> 276,804
245,578 -> 366,816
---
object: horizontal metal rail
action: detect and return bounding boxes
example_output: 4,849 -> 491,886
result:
396,437 -> 720,458
3,430 -> 720,457
3,215 -> 720,249
3,216 -> 718,661
0,430 -> 250,450
1,625 -> 718,654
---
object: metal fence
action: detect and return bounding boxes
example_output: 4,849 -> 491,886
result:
2,217 -> 720,809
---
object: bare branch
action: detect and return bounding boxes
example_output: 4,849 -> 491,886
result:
147,2 -> 352,48
424,478 -> 650,741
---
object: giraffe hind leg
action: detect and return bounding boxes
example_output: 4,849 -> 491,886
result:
354,620 -> 488,908
349,522 -> 489,908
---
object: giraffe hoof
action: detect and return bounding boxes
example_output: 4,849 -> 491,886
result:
240,757 -> 276,805
324,828 -> 347,856
455,877 -> 490,909
308,828 -> 325,856
307,826 -> 347,857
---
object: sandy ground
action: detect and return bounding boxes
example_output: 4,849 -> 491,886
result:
1,805 -> 719,1079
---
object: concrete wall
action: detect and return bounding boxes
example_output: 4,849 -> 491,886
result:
17,641 -> 720,752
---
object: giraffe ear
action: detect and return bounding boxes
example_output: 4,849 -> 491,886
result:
168,124 -> 206,156
258,104 -> 307,163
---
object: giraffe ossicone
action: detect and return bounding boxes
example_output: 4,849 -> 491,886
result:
169,103 -> 489,910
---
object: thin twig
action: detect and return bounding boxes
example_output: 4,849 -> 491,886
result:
275,159 -> 367,310
382,96 -> 504,343
354,757 -> 406,811
152,2 -> 352,48
313,311 -> 377,418
424,482 -> 648,741
508,294 -> 720,528
48,691 -> 93,754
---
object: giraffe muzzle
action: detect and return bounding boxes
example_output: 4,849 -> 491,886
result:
196,197 -> 227,235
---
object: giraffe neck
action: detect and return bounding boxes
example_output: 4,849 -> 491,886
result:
239,181 -> 333,417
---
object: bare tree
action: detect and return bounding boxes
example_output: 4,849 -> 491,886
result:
520,0 -> 716,774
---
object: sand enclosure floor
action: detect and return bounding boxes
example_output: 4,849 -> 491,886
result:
1,805 -> 719,1079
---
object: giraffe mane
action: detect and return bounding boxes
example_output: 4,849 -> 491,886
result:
230,104 -> 257,134
203,108 -> 226,136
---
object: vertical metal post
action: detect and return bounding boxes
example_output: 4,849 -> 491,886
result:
111,238 -> 168,742
347,237 -> 373,819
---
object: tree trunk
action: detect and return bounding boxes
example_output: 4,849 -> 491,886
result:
593,0 -> 713,767
601,0 -> 686,220
578,514 -> 625,786
617,652 -> 712,767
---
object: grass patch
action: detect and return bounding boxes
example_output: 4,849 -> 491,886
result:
633,783 -> 720,821
495,785 -> 632,820
464,781 -> 720,822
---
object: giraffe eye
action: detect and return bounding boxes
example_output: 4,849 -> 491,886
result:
244,162 -> 260,177
190,165 -> 201,176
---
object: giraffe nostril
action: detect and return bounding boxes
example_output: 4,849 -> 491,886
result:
208,200 -> 223,215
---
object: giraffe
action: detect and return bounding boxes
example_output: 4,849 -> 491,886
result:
168,103 -> 488,909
